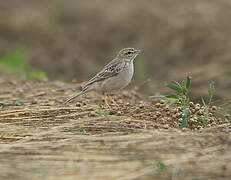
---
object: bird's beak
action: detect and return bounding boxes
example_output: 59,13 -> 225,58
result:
136,49 -> 143,54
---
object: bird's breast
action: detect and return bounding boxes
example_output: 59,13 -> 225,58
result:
96,62 -> 134,92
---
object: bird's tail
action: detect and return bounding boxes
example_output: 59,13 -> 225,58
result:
63,88 -> 91,104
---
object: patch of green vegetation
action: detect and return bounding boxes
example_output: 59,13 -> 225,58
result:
0,48 -> 47,80
35,170 -> 48,179
74,127 -> 88,134
151,76 -> 218,128
15,100 -> 25,106
0,99 -> 25,107
156,160 -> 167,171
200,82 -> 216,124
0,102 -> 11,107
151,76 -> 192,108
181,108 -> 191,127
88,105 -> 109,117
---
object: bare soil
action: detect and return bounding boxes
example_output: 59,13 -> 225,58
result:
0,80 -> 230,180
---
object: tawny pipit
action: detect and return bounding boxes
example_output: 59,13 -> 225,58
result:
64,48 -> 142,104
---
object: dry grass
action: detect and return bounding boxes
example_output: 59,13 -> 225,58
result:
0,80 -> 230,180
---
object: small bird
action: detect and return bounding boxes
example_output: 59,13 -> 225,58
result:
64,47 -> 142,104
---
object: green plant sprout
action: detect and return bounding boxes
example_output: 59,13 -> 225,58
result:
88,105 -> 109,117
151,76 -> 192,108
151,76 -> 217,128
156,160 -> 167,171
151,76 -> 192,127
181,108 -> 191,128
74,127 -> 88,134
200,81 -> 216,124
203,81 -> 216,108
0,99 -> 25,107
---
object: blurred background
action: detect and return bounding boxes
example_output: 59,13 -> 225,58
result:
0,0 -> 230,100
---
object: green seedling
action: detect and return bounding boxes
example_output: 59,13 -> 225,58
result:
208,81 -> 215,106
15,100 -> 25,106
88,105 -> 108,117
0,102 -> 12,107
0,100 -> 25,107
151,76 -> 192,108
74,127 -> 88,134
36,170 -> 48,178
156,160 -> 167,171
151,76 -> 218,128
199,82 -> 216,125
181,108 -> 191,128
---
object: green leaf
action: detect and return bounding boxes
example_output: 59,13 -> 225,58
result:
181,86 -> 187,94
201,97 -> 206,107
209,81 -> 215,89
208,81 -> 215,103
149,95 -> 166,98
185,76 -> 192,90
167,98 -> 181,105
156,161 -> 166,171
36,170 -> 48,178
74,127 -> 88,134
166,82 -> 183,93
165,94 -> 180,99
0,102 -> 10,107
15,100 -> 25,106
181,108 -> 191,128
88,105 -> 108,117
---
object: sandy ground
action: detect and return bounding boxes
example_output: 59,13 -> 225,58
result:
0,80 -> 230,180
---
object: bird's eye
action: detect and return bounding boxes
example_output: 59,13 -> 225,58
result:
127,51 -> 133,55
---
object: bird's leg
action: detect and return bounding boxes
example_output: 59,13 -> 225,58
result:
107,94 -> 119,107
103,93 -> 111,109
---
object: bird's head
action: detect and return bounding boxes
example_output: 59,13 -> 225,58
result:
117,48 -> 142,62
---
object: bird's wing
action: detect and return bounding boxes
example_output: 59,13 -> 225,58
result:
83,58 -> 124,88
